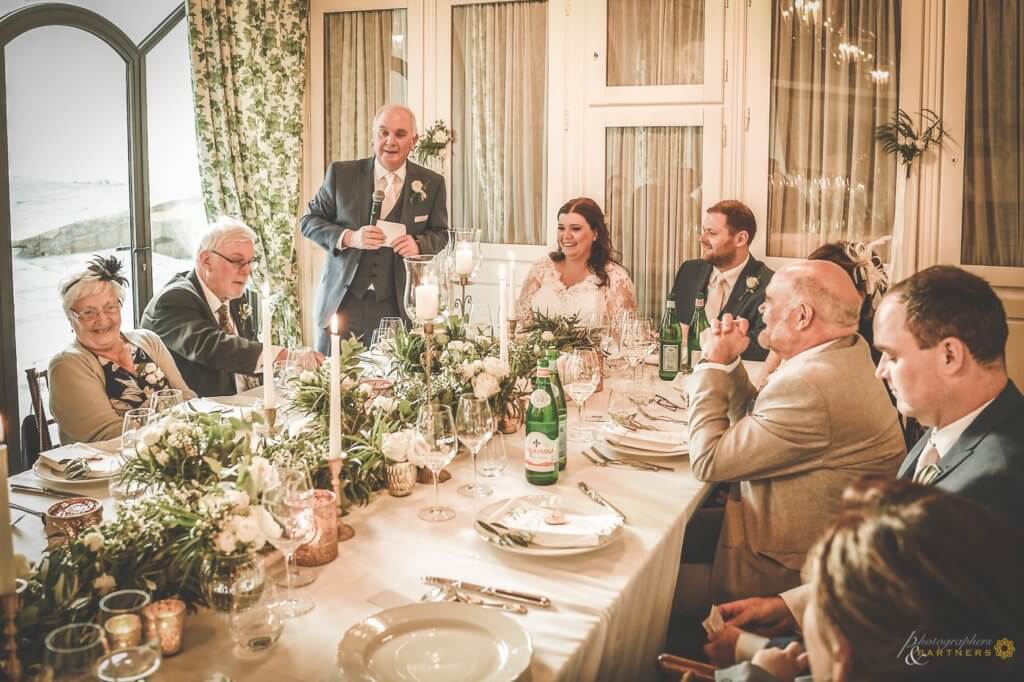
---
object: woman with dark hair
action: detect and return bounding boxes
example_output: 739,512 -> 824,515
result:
718,477 -> 1024,681
515,197 -> 636,324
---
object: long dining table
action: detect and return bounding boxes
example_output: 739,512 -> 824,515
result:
9,381 -> 715,681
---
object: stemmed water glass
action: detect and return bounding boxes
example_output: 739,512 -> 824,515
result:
149,388 -> 183,414
416,405 -> 458,522
263,469 -> 316,618
455,395 -> 494,498
622,317 -> 657,381
121,408 -> 154,459
562,349 -> 601,443
477,431 -> 508,478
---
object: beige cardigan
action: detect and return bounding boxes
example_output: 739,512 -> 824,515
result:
49,329 -> 196,444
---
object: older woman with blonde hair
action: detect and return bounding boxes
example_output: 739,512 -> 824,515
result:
49,255 -> 194,444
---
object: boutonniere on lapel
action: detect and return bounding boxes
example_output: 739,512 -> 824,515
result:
410,180 -> 427,202
743,276 -> 760,297
238,302 -> 253,323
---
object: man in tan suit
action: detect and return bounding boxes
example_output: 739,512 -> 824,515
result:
682,260 -> 905,607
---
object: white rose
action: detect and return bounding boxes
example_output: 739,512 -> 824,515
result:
372,396 -> 397,414
382,430 -> 415,462
299,370 -> 317,384
411,180 -> 424,194
214,530 -> 238,555
341,376 -> 356,391
154,450 -> 169,466
432,130 -> 449,144
154,369 -> 164,380
473,372 -> 500,400
541,331 -> 555,342
225,489 -> 250,512
482,357 -> 509,380
232,515 -> 261,545
142,428 -> 161,447
93,574 -> 116,595
461,361 -> 479,379
145,373 -> 159,385
82,531 -> 104,553
746,276 -> 759,290
145,363 -> 156,373
247,457 -> 280,494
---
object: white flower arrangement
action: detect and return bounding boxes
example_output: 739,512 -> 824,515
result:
412,119 -> 455,165
381,429 -> 417,463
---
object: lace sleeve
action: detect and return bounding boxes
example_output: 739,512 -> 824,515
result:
604,263 -> 637,322
515,259 -> 547,324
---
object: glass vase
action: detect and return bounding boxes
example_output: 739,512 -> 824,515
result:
201,550 -> 264,613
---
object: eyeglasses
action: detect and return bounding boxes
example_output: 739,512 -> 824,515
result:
71,304 -> 121,322
211,250 -> 259,270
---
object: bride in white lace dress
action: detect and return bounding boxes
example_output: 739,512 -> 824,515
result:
516,197 -> 637,325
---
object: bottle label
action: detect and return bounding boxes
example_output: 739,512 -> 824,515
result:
525,432 -> 558,472
529,389 -> 551,409
661,344 -> 680,372
690,349 -> 702,366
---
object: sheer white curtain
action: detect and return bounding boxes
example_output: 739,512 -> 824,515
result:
325,9 -> 407,165
961,0 -> 1023,267
605,126 -> 703,318
607,0 -> 704,86
451,0 -> 547,244
767,0 -> 900,258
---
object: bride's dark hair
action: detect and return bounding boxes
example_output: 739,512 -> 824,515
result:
549,197 -> 620,288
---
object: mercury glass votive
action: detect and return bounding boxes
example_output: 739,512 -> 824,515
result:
99,588 -> 151,651
104,614 -> 142,649
143,598 -> 186,656
295,490 -> 338,567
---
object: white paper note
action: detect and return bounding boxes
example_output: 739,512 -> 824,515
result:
377,219 -> 407,246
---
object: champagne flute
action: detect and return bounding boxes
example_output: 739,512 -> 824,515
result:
562,349 -> 601,443
120,408 -> 154,460
149,388 -> 183,414
44,623 -> 109,681
416,405 -> 458,522
263,470 -> 316,618
455,395 -> 494,498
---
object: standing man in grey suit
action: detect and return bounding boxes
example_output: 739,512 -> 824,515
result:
704,265 -> 1024,666
671,200 -> 774,361
301,104 -> 449,352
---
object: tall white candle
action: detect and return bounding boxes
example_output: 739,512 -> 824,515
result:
329,316 -> 341,461
415,283 -> 439,321
261,283 -> 276,408
507,251 -> 517,321
454,243 -> 474,276
0,415 -> 16,594
498,274 -> 508,365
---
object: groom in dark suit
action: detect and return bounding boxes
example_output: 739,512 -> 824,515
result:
670,200 -> 773,361
301,104 -> 449,353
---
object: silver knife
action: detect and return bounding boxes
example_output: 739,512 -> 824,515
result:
421,576 -> 552,608
578,481 -> 628,522
10,484 -> 77,499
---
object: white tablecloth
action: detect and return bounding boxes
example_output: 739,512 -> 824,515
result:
11,388 -> 712,681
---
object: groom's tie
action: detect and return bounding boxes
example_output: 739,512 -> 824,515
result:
706,273 -> 730,320
912,444 -> 941,485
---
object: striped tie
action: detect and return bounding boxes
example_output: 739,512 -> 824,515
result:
912,444 -> 941,485
218,303 -> 260,391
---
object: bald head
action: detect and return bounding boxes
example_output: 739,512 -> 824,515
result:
759,260 -> 862,358
372,105 -> 419,171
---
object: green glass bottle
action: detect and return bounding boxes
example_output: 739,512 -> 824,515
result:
525,366 -> 560,486
544,349 -> 568,471
686,294 -> 711,371
659,295 -> 682,380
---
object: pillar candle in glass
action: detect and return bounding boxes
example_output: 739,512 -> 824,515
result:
454,242 -> 474,276
415,282 -> 439,321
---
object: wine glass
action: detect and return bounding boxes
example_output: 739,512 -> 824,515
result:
95,637 -> 161,682
477,431 -> 508,478
622,317 -> 656,381
416,405 -> 458,522
44,623 -> 109,681
121,408 -> 154,459
562,349 -> 601,443
455,395 -> 494,498
262,469 -> 316,618
271,466 -> 318,590
230,576 -> 284,653
149,388 -> 183,414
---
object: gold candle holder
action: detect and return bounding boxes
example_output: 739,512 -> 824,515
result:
143,598 -> 185,656
453,275 -> 473,322
263,406 -> 278,436
423,321 -> 434,404
295,490 -> 339,566
327,458 -> 355,542
508,318 -> 518,337
0,580 -> 25,681
104,614 -> 142,649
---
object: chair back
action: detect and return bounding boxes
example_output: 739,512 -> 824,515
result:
24,367 -> 56,466
657,653 -> 717,682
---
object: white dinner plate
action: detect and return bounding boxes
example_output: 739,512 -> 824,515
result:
475,494 -> 623,557
337,602 -> 532,682
33,458 -> 118,486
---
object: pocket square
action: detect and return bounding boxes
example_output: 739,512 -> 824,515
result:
414,215 -> 429,223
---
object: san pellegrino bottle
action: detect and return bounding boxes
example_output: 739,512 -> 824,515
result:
686,294 -> 710,371
525,366 -> 560,486
544,349 -> 568,471
658,295 -> 682,380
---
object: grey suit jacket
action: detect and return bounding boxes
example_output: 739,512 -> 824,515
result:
300,157 -> 449,350
671,256 -> 774,361
140,270 -> 262,397
687,336 -> 905,601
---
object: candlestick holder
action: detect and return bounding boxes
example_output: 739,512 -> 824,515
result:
508,318 -> 518,337
1,580 -> 26,681
423,321 -> 435,404
327,457 -> 355,542
263,406 -> 278,437
452,275 -> 473,322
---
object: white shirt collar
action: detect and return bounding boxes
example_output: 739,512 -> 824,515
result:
930,398 -> 994,458
711,255 -> 750,288
787,336 -> 848,364
196,272 -> 227,315
374,160 -> 406,185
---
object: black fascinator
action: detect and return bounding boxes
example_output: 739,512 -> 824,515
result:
61,254 -> 130,295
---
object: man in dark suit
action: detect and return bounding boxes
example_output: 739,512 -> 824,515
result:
703,265 -> 1024,665
141,218 -> 320,397
301,104 -> 449,352
671,200 -> 773,361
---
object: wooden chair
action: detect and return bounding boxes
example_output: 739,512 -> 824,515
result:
658,654 -> 717,682
23,367 -> 56,467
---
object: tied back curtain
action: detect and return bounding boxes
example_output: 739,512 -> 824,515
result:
767,0 -> 900,258
452,0 -> 547,245
961,0 -> 1024,267
325,10 -> 408,166
187,0 -> 307,345
605,126 -> 703,318
606,0 -> 704,86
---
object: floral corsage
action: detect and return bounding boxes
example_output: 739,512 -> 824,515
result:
410,180 -> 427,202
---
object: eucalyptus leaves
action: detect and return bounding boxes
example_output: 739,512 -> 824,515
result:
875,108 -> 950,178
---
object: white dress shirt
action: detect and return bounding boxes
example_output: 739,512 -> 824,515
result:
927,398 -> 994,459
706,256 -> 750,320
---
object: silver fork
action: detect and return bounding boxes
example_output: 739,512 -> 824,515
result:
583,448 -> 658,472
591,448 -> 671,472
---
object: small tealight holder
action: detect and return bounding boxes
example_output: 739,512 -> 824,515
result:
295,490 -> 339,566
99,589 -> 151,650
104,614 -> 142,649
45,497 -> 103,548
143,598 -> 186,656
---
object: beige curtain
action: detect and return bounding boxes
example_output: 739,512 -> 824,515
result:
607,0 -> 704,86
452,1 -> 547,244
605,126 -> 703,318
961,0 -> 1023,267
767,0 -> 900,258
325,10 -> 407,166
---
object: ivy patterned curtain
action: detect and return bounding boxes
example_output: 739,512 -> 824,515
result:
186,0 -> 308,345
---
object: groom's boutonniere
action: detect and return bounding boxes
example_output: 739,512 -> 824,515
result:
744,276 -> 759,296
238,302 -> 253,323
410,180 -> 427,202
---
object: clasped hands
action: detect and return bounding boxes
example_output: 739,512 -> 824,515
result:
344,225 -> 420,257
699,313 -> 751,365
274,347 -> 324,368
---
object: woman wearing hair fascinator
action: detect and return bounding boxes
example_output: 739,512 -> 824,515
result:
48,255 -> 194,444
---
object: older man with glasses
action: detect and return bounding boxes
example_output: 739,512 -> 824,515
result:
141,216 -> 322,397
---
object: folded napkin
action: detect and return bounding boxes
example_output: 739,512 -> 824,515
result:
39,443 -> 121,478
603,424 -> 688,451
485,497 -> 622,549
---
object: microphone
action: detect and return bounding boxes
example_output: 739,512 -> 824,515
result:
369,189 -> 385,226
